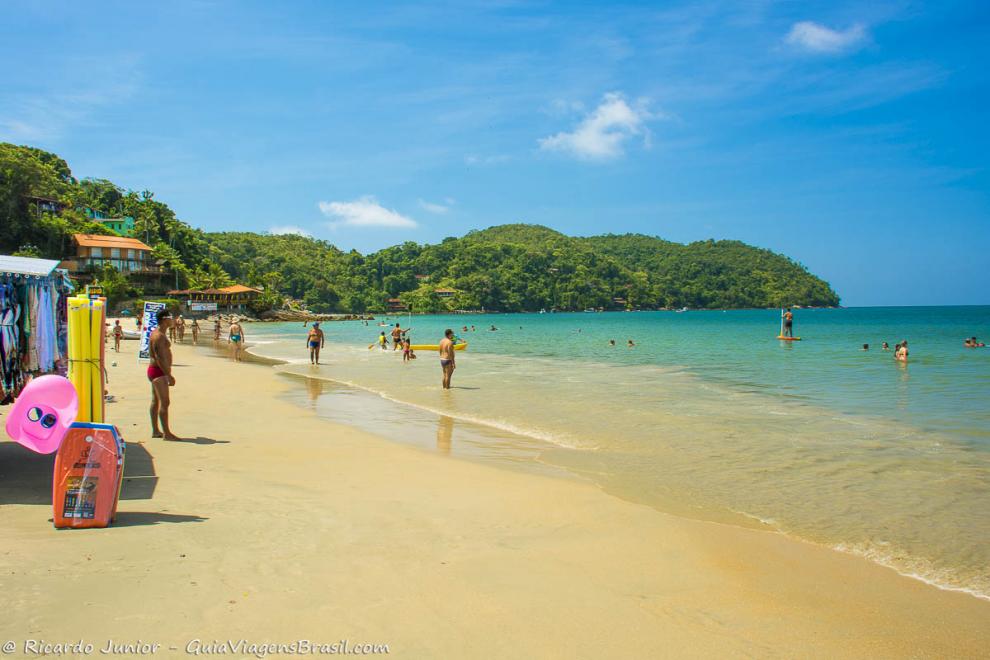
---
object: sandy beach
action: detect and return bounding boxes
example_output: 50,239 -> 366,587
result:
1,329 -> 989,659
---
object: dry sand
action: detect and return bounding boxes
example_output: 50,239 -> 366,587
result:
1,330 -> 988,658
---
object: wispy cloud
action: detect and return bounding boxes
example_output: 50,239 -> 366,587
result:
785,21 -> 868,55
318,196 -> 417,228
0,55 -> 142,142
418,198 -> 455,214
268,225 -> 312,237
538,92 -> 662,161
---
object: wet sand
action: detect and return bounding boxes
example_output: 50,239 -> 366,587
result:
1,332 -> 988,658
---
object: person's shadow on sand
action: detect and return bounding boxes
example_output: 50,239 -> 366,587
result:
165,436 -> 230,445
112,512 -> 208,527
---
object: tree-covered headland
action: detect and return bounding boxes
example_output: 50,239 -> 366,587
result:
1,143 -> 840,313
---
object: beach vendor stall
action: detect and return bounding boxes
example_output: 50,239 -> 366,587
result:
2,261 -> 126,529
0,255 -> 72,405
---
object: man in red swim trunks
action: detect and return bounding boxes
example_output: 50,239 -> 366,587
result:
148,308 -> 180,440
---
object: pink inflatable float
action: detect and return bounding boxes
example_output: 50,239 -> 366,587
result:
4,375 -> 79,454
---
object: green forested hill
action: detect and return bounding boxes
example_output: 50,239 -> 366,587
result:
1,143 -> 840,312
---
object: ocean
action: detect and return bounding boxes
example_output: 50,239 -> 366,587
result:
241,307 -> 990,601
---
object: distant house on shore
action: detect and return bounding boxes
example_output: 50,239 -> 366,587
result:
60,233 -> 169,293
101,217 -> 135,235
62,234 -> 154,273
82,207 -> 136,236
434,287 -> 456,298
24,195 -> 67,217
168,284 -> 264,313
387,298 -> 408,312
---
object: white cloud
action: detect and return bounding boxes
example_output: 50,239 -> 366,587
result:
538,92 -> 660,161
318,196 -> 417,228
418,198 -> 455,214
268,225 -> 312,237
785,21 -> 867,54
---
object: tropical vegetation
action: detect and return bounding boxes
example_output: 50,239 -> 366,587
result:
1,143 -> 840,313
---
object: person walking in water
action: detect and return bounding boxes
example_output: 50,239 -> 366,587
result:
895,340 -> 909,362
307,322 -> 325,364
228,317 -> 245,362
783,308 -> 794,338
391,322 -> 410,351
439,329 -> 456,389
147,308 -> 179,441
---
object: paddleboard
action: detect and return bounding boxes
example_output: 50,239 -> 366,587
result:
409,342 -> 468,351
776,336 -> 802,341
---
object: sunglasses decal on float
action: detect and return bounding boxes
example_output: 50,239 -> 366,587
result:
27,407 -> 58,429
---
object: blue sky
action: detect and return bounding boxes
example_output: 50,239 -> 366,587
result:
1,1 -> 987,306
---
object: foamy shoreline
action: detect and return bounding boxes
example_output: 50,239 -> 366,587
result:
1,329 -> 988,657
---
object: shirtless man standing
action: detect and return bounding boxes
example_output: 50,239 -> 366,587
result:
439,328 -> 456,389
783,308 -> 794,338
228,317 -> 245,362
307,322 -> 325,364
391,323 -> 409,351
147,308 -> 179,440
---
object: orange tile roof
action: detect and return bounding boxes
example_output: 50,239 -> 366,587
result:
168,285 -> 262,296
217,284 -> 263,294
73,234 -> 152,251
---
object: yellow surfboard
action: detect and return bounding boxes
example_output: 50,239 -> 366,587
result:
409,342 -> 468,351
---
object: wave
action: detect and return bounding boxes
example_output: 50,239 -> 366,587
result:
832,540 -> 990,602
275,365 -> 594,451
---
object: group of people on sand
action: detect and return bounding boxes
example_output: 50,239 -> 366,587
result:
155,314 -> 205,346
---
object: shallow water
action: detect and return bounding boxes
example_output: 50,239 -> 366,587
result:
245,307 -> 990,600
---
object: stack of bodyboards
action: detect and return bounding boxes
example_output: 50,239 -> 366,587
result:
53,295 -> 126,529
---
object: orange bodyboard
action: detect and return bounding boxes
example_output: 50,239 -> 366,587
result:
52,423 -> 125,529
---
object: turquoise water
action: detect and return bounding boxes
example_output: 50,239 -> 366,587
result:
244,307 -> 990,600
